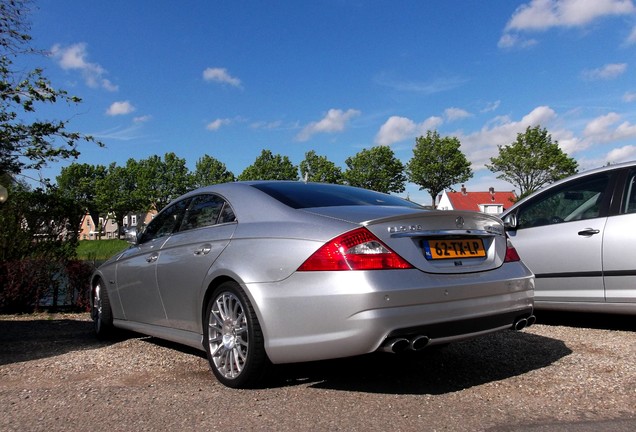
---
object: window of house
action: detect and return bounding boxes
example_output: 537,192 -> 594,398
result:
131,215 -> 137,226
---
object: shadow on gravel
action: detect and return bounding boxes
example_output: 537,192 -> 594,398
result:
534,310 -> 635,331
266,330 -> 571,395
0,316 -> 130,366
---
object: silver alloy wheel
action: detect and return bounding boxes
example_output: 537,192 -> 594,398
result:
93,283 -> 103,323
207,291 -> 249,380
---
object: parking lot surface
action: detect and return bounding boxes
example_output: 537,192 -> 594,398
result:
1,312 -> 634,431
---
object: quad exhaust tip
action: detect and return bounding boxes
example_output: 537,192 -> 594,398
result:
380,335 -> 430,353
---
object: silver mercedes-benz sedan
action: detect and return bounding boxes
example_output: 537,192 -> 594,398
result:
90,181 -> 534,388
502,160 -> 636,315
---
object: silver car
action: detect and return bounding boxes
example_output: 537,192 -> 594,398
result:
502,160 -> 636,315
91,181 -> 534,388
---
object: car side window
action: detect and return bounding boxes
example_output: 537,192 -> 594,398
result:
179,194 -> 235,231
623,172 -> 636,214
516,174 -> 610,229
139,199 -> 190,243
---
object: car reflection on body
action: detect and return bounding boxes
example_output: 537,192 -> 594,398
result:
91,181 -> 535,388
502,160 -> 636,315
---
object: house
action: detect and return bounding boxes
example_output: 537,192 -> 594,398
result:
437,185 -> 516,214
78,212 -> 99,240
79,209 -> 157,240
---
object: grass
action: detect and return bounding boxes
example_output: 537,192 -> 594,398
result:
76,239 -> 129,260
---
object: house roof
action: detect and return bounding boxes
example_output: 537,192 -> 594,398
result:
443,190 -> 516,211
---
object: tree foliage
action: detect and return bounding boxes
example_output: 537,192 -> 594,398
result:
406,130 -> 473,206
486,125 -> 578,199
0,0 -> 102,184
238,149 -> 299,181
299,150 -> 343,184
343,146 -> 406,193
134,152 -> 192,211
192,154 -> 235,188
56,162 -> 106,221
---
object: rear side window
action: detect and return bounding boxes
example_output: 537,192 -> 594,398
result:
516,174 -> 610,229
623,172 -> 636,214
179,194 -> 236,231
251,182 -> 422,209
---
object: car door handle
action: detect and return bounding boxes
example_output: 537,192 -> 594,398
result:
578,228 -> 600,236
146,252 -> 159,263
194,244 -> 212,255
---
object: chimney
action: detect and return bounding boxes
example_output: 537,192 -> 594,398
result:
489,187 -> 495,201
461,184 -> 467,195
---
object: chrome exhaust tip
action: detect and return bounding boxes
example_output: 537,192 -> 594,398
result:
526,315 -> 536,327
410,335 -> 430,351
513,318 -> 528,331
379,337 -> 410,353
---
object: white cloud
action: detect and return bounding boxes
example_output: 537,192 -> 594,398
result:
500,0 -> 636,49
50,43 -> 118,92
497,33 -> 538,49
106,101 -> 135,116
456,106 -> 561,168
581,63 -> 628,80
296,108 -> 360,141
481,100 -> 501,113
627,25 -> 636,43
444,107 -> 472,122
506,0 -> 635,31
250,120 -> 283,130
374,116 -> 443,146
375,74 -> 467,94
133,115 -> 152,123
203,67 -> 242,87
583,112 -> 621,137
606,144 -> 636,161
206,118 -> 232,131
622,91 -> 636,102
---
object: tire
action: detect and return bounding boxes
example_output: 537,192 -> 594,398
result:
92,278 -> 114,339
203,281 -> 268,388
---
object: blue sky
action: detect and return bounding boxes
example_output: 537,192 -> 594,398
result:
23,0 -> 636,204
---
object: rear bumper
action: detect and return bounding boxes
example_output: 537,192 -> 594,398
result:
245,263 -> 535,364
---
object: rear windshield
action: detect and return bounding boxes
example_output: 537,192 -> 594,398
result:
251,182 -> 422,209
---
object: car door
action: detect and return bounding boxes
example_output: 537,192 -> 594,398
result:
506,172 -> 613,303
155,194 -> 238,332
116,198 -> 190,326
603,168 -> 636,303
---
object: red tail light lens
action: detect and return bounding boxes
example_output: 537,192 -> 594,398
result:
298,227 -> 413,271
504,238 -> 521,262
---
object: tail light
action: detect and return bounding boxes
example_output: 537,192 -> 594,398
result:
504,238 -> 521,262
298,227 -> 413,271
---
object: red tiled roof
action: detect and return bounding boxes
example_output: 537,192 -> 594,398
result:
445,191 -> 516,211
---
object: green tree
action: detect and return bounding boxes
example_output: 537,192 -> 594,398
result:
299,150 -> 343,183
192,154 -> 235,187
56,162 -> 107,222
343,146 -> 406,193
406,130 -> 473,207
486,125 -> 578,199
238,149 -> 299,181
135,152 -> 192,211
0,0 -> 102,184
95,161 -> 142,238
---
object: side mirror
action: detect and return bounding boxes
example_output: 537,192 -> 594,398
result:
124,228 -> 139,244
503,213 -> 518,230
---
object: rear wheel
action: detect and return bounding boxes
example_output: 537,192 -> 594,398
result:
204,281 -> 268,388
91,278 -> 114,339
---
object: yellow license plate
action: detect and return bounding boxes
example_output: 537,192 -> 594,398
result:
424,238 -> 486,260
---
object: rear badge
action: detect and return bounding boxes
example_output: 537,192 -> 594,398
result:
455,216 -> 465,228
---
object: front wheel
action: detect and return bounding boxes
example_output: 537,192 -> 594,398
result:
204,281 -> 268,388
91,278 -> 114,339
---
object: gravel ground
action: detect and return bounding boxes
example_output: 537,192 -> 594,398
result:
0,312 -> 634,431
